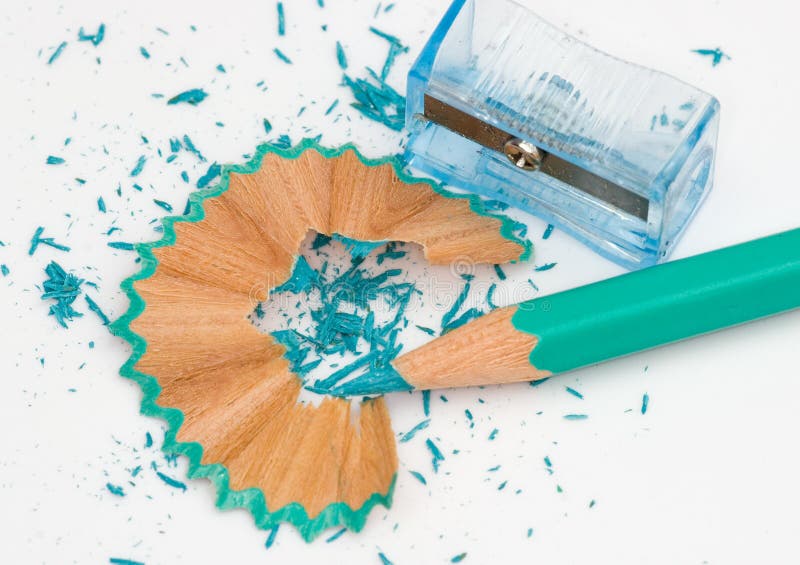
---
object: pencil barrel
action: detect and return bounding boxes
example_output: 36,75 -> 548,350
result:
512,228 -> 800,374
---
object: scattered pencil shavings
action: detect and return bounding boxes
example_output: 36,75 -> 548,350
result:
41,261 -> 84,328
692,47 -> 731,67
77,24 -> 105,46
399,419 -> 430,442
167,88 -> 208,106
339,27 -> 408,130
425,438 -> 445,473
130,155 -> 146,177
105,482 -> 125,496
47,41 -> 67,65
29,227 -> 71,255
155,470 -> 187,491
265,525 -> 280,549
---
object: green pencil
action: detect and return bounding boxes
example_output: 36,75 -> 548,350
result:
339,228 -> 800,394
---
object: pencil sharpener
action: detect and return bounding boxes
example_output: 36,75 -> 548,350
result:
404,0 -> 720,269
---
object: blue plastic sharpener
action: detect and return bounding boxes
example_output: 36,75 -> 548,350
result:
404,0 -> 720,269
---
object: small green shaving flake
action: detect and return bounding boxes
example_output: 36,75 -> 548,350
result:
85,295 -> 110,325
527,528 -> 533,538
451,553 -> 467,563
416,325 -> 435,336
47,41 -> 67,65
425,438 -> 445,473
145,432 -> 153,448
325,99 -> 339,116
409,470 -> 427,485
46,155 -> 65,165
276,2 -> 286,35
641,393 -> 649,414
692,47 -> 731,67
109,559 -> 144,565
589,499 -> 596,508
1,264 -> 9,277
106,483 -> 125,496
167,88 -> 208,106
263,118 -> 273,134
155,470 -> 187,491
493,264 -> 506,280
399,419 -> 430,443
543,224 -> 554,239
108,241 -> 134,251
378,552 -> 394,565
139,46 -> 150,59
422,389 -> 431,416
42,261 -> 84,328
325,527 -> 347,543
265,524 -> 279,549
488,428 -> 498,440
77,24 -> 105,46
565,386 -> 583,399
534,262 -> 557,272
335,41 -> 347,69
130,155 -> 146,177
563,414 -> 588,421
273,48 -> 292,64
29,227 -> 71,255
97,197 -> 107,213
153,199 -> 173,213
196,163 -> 221,188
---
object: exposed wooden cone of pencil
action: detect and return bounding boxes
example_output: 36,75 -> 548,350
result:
127,144 -> 527,537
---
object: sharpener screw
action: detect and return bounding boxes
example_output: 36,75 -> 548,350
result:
504,138 -> 543,171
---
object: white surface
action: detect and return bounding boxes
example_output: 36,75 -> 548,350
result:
1,0 -> 799,563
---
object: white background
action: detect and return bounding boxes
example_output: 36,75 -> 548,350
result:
1,0 -> 799,563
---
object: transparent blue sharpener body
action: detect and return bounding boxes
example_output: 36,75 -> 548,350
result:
404,0 -> 720,269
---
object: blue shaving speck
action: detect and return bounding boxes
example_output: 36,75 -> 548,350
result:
47,41 -> 67,65
641,392 -> 649,414
167,88 -> 208,106
325,527 -> 347,543
563,414 -> 588,421
565,386 -> 583,399
265,524 -> 280,549
196,163 -> 221,188
46,155 -> 65,165
409,470 -> 427,485
130,155 -> 147,177
155,470 -> 187,491
400,419 -> 430,443
273,48 -> 292,64
106,483 -> 125,496
77,24 -> 105,46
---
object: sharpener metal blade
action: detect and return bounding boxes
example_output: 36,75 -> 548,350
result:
422,95 -> 650,221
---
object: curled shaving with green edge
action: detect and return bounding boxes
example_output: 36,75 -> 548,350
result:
109,139 -> 531,541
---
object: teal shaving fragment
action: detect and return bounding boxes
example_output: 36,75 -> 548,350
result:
139,46 -> 150,59
563,414 -> 588,421
153,199 -> 173,213
416,325 -> 435,336
400,419 -> 430,443
378,552 -> 394,565
451,553 -> 467,563
29,227 -> 70,255
425,438 -> 445,473
441,281 -> 470,329
641,393 -> 649,414
196,163 -> 221,188
106,483 -> 125,496
565,386 -> 583,399
692,47 -> 731,67
442,306 -> 481,334
46,155 -> 65,165
385,3 -> 395,11
273,256 -> 318,294
85,295 -> 110,325
108,241 -> 134,250
543,224 -> 554,239
145,432 -> 153,448
97,197 -> 106,213
109,559 -> 144,565
1,264 -> 8,277
265,525 -> 279,549
488,428 -> 498,440
77,24 -> 105,46
276,2 -> 286,35
132,183 -> 143,191
180,171 -> 189,183
182,135 -> 206,161
465,409 -> 473,426
317,0 -> 324,6
130,155 -> 146,177
273,48 -> 292,64
167,88 -> 208,106
325,99 -> 339,116
155,470 -> 187,491
493,264 -> 506,280
325,528 -> 347,543
422,389 -> 431,416
263,118 -> 273,134
487,283 -> 497,309
544,456 -> 552,469
409,470 -> 427,485
335,41 -> 348,69
47,41 -> 67,65
498,481 -> 507,491
534,262 -> 556,272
